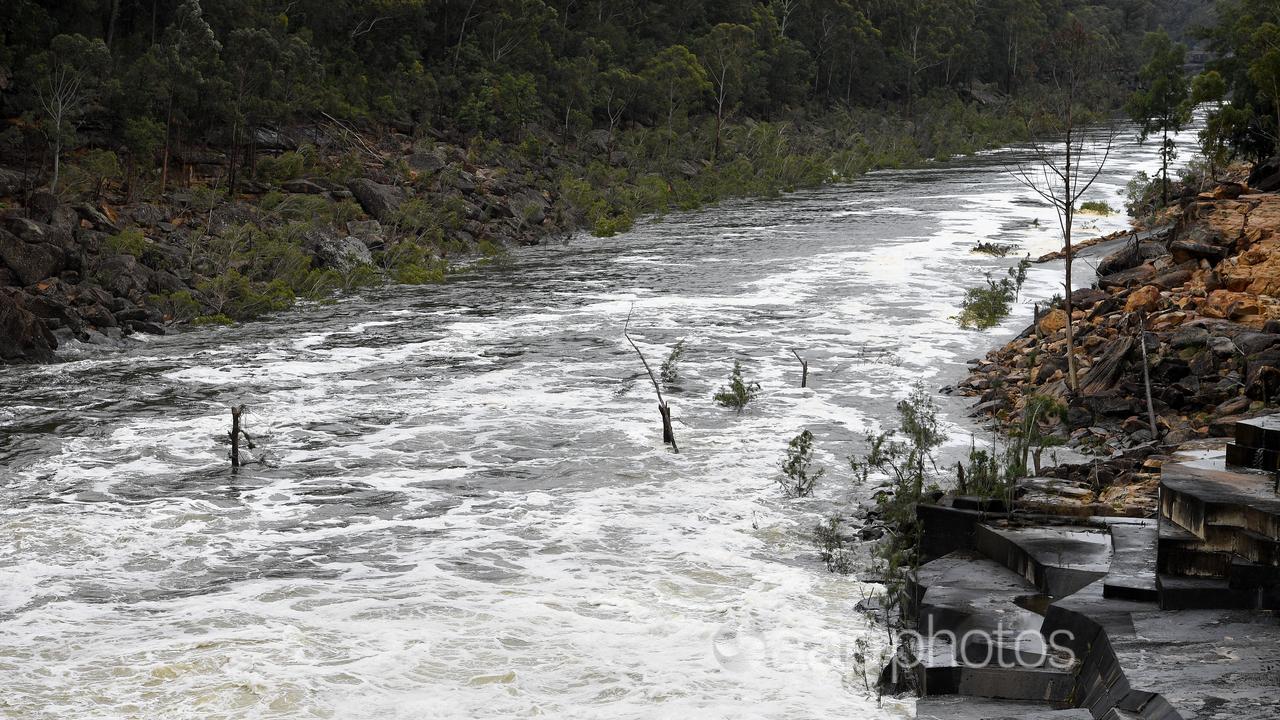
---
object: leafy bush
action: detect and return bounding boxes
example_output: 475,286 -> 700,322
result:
713,360 -> 760,412
66,148 -> 121,199
1123,170 -> 1164,219
814,516 -> 853,574
850,383 -> 944,622
779,429 -> 823,498
103,227 -> 147,257
192,313 -> 234,326
148,290 -> 201,323
1078,200 -> 1115,215
956,256 -> 1030,330
257,151 -> 307,184
477,238 -> 505,258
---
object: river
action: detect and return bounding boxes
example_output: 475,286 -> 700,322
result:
0,125 -> 1196,719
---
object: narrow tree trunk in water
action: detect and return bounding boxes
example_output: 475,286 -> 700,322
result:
659,403 -> 676,448
791,349 -> 808,388
230,406 -> 243,469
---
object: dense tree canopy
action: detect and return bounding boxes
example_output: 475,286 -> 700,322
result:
0,0 -> 1195,168
1200,0 -> 1280,161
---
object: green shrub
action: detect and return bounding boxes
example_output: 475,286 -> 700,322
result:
713,360 -> 761,413
104,227 -> 148,257
779,429 -> 823,498
66,148 -> 122,199
849,383 -> 943,621
1078,200 -> 1116,215
814,516 -> 853,574
394,262 -> 447,284
956,256 -> 1030,330
477,238 -> 505,257
192,313 -> 234,326
592,211 -> 634,237
257,151 -> 306,184
148,290 -> 201,323
660,339 -> 686,386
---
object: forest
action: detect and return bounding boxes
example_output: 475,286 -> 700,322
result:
4,0 -> 1272,195
0,0 -> 1277,340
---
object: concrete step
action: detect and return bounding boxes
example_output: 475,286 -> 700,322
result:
922,664 -> 1075,703
1160,460 -> 1280,541
1156,574 -> 1259,610
974,523 -> 1111,598
1103,522 -> 1158,602
1233,414 -> 1280,451
916,697 -> 1090,720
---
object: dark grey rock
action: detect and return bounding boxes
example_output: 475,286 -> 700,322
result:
0,228 -> 65,286
0,290 -> 57,362
95,254 -> 153,298
347,178 -> 407,223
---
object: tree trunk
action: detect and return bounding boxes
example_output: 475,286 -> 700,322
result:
161,99 -> 173,193
1063,122 -> 1079,392
106,0 -> 121,50
1161,125 -> 1169,205
50,136 -> 61,195
228,113 -> 240,195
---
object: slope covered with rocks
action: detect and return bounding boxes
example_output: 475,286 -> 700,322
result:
958,179 -> 1280,505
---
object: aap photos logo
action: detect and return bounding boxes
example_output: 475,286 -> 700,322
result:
710,618 -> 1077,679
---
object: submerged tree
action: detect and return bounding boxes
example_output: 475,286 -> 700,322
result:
713,360 -> 761,413
1126,30 -> 1191,205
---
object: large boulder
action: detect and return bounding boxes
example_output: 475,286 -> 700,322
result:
0,228 -> 65,286
317,235 -> 373,272
305,228 -> 373,272
95,254 -> 153,299
1248,156 -> 1280,193
0,290 -> 57,362
0,167 -> 27,196
347,178 -> 407,223
508,189 -> 548,226
406,150 -> 446,175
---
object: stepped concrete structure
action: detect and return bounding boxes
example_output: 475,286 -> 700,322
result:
910,417 -> 1280,720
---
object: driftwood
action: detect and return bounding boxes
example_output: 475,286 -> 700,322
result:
1078,336 -> 1135,396
624,308 -> 678,453
791,349 -> 809,388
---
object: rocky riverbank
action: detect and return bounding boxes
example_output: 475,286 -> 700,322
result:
956,172 -> 1280,504
0,127 -> 568,364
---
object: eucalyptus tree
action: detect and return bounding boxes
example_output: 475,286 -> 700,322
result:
24,33 -> 110,194
1126,31 -> 1191,204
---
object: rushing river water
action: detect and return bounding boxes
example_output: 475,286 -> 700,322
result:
0,126 -> 1195,719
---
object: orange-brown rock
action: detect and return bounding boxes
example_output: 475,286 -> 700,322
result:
1039,308 -> 1067,334
1123,284 -> 1162,313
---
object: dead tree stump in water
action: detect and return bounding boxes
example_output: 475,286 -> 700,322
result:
790,349 -> 808,388
624,307 -> 679,453
228,405 -> 255,470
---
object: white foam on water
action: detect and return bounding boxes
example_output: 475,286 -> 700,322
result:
0,122 -> 1202,719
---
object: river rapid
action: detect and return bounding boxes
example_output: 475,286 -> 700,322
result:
0,125 -> 1196,719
